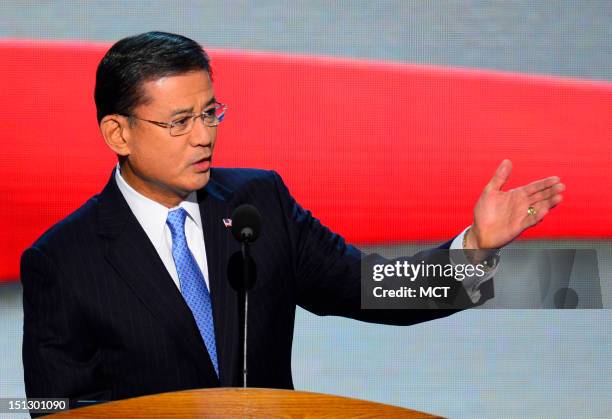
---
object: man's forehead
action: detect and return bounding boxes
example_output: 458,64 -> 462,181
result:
140,70 -> 214,113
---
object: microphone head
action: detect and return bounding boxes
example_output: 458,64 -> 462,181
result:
231,204 -> 262,243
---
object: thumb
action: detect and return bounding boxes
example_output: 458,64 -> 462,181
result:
485,159 -> 513,192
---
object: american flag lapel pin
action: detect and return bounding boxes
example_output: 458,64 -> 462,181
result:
222,218 -> 232,228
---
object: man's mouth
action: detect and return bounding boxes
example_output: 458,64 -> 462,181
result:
193,156 -> 211,172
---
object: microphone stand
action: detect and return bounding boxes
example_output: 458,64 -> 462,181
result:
241,229 -> 253,388
230,204 -> 261,389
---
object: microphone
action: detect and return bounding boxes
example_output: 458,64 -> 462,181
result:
229,204 -> 262,388
231,204 -> 262,243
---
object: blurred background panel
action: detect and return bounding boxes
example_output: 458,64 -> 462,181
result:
1,2 -> 611,418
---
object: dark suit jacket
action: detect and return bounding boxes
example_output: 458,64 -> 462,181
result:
21,168 -> 485,408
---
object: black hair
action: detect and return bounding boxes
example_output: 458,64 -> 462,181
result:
94,31 -> 212,124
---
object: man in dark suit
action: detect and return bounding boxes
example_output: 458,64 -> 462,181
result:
21,32 -> 565,409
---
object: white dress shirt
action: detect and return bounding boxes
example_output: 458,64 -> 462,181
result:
114,164 -> 210,291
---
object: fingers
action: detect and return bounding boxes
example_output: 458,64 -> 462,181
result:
528,183 -> 565,204
522,194 -> 563,229
484,159 -> 513,193
522,176 -> 562,196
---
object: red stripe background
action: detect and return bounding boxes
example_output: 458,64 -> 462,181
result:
1,40 -> 611,280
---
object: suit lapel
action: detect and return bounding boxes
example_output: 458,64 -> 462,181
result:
97,172 -> 220,387
198,175 -> 240,387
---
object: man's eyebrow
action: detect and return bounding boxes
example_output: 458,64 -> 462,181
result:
169,107 -> 193,117
169,97 -> 216,118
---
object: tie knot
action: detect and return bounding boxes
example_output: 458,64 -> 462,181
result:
166,208 -> 188,238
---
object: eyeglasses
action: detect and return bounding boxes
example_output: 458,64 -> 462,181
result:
122,102 -> 227,136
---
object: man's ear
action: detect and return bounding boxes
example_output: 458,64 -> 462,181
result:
100,115 -> 131,157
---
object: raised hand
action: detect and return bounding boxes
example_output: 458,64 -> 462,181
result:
465,159 -> 565,249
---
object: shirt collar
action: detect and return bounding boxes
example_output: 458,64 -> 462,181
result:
114,164 -> 202,233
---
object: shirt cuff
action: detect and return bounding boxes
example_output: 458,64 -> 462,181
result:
450,226 -> 498,304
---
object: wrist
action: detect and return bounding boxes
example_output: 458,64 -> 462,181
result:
463,225 -> 480,250
463,225 -> 501,269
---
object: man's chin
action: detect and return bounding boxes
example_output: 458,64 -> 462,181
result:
188,171 -> 211,191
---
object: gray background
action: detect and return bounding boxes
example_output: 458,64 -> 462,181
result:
1,1 -> 611,418
2,0 -> 612,80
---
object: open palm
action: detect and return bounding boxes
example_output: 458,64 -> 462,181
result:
467,159 -> 564,249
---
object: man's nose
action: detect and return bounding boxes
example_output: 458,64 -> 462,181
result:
189,115 -> 214,146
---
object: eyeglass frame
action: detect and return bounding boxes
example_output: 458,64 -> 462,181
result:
118,102 -> 227,136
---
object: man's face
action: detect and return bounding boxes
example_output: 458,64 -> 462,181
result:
120,70 -> 217,207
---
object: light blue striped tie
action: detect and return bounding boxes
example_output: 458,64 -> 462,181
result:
166,208 -> 218,376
